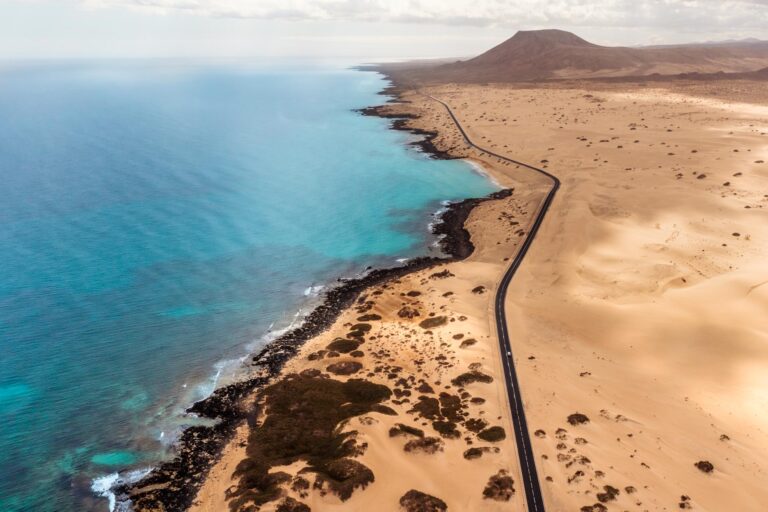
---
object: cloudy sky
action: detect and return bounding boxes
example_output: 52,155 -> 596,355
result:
1,0 -> 766,59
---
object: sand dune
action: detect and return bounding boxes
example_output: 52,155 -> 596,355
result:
393,29 -> 768,82
390,80 -> 768,511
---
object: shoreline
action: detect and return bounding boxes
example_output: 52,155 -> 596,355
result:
114,81 -> 511,511
184,69 -> 768,512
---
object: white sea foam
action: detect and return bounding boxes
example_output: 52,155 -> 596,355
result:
93,270 -> 390,508
194,361 -> 225,401
92,473 -> 119,512
90,277 -> 338,509
429,202 -> 452,231
303,284 -> 324,296
465,159 -> 502,187
92,467 -> 151,512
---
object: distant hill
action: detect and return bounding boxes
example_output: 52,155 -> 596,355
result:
390,29 -> 768,83
675,66 -> 768,81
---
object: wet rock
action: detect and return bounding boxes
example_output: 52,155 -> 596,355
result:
694,460 -> 714,473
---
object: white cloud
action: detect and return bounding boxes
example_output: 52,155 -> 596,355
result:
2,0 -> 763,59
80,0 -> 768,31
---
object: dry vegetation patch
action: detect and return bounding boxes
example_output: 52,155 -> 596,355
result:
227,374 -> 391,510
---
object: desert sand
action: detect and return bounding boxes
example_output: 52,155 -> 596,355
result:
389,79 -> 768,511
190,74 -> 768,512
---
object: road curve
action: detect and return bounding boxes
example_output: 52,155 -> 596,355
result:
428,95 -> 560,512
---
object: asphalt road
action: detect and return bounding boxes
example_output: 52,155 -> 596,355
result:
428,95 -> 560,512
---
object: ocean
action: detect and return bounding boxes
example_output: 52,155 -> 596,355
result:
0,60 -> 497,511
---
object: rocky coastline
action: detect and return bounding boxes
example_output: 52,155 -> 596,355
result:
115,87 -> 511,512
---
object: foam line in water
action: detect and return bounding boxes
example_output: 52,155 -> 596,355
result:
465,159 -> 502,187
92,467 -> 151,512
303,284 -> 324,296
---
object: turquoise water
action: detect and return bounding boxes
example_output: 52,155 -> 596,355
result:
0,61 -> 497,511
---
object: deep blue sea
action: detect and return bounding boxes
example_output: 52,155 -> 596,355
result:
0,60 -> 496,511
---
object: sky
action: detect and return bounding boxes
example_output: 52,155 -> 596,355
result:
0,0 -> 766,60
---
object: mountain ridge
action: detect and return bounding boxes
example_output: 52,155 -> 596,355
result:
391,29 -> 768,82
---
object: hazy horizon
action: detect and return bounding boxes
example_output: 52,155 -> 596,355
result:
1,0 -> 766,60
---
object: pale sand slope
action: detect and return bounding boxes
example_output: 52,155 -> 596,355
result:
190,120 -> 552,510
399,82 -> 768,511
